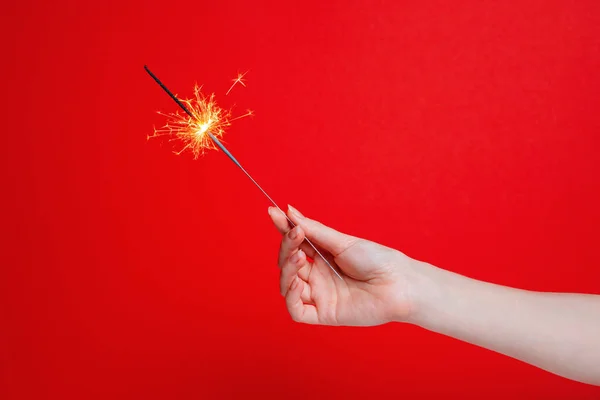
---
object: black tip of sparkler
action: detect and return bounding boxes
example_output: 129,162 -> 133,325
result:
144,65 -> 195,118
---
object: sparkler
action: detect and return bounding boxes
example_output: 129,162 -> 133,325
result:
144,65 -> 344,281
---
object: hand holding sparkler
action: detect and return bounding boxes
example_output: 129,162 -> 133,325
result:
269,205 -> 417,325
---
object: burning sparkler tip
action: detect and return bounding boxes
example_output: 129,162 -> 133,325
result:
145,66 -> 253,159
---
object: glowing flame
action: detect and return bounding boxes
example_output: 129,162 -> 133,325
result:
149,80 -> 252,159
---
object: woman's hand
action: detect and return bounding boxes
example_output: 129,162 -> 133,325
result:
269,205 -> 424,326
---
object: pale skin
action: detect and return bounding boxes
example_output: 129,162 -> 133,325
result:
269,205 -> 600,386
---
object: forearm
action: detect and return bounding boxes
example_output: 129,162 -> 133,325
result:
407,262 -> 600,385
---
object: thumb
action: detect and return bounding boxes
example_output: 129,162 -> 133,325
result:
287,205 -> 358,257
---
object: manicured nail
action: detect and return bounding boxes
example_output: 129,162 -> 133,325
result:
288,227 -> 298,240
288,205 -> 304,219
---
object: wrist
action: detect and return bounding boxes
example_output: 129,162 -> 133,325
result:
392,259 -> 452,327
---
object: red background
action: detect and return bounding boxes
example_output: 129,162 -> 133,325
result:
2,0 -> 600,398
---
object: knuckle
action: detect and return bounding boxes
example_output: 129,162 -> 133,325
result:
289,310 -> 301,322
335,236 -> 360,257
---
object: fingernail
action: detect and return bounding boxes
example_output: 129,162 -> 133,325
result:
268,206 -> 274,216
288,227 -> 298,240
288,205 -> 304,219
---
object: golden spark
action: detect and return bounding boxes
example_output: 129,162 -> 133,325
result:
226,71 -> 248,95
149,84 -> 253,160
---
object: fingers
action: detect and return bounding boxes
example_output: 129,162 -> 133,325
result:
268,206 -> 292,234
280,248 -> 307,296
278,225 -> 305,267
269,206 -> 321,323
278,232 -> 313,302
268,206 -> 316,258
278,236 -> 313,303
285,277 -> 319,324
287,205 -> 358,257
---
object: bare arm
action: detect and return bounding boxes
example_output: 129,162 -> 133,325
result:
409,264 -> 600,385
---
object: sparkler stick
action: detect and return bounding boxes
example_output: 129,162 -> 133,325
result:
144,66 -> 344,281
